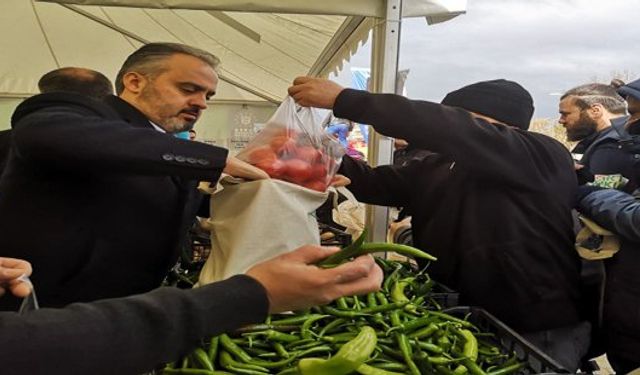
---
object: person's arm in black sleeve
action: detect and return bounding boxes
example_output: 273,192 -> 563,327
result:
587,146 -> 635,178
0,275 -> 268,375
333,89 -> 569,187
12,105 -> 227,181
578,188 -> 640,241
338,155 -> 416,207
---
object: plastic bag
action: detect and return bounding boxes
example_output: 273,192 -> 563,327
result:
236,97 -> 344,192
332,186 -> 365,240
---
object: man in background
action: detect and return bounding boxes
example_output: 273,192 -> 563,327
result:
617,78 -> 640,134
559,83 -> 631,179
0,67 -> 114,176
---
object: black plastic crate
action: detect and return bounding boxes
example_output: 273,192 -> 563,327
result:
428,282 -> 460,309
444,306 -> 568,374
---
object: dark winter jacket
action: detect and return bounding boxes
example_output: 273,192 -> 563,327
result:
573,117 -> 636,180
0,93 -> 227,309
336,89 -> 582,332
578,188 -> 640,362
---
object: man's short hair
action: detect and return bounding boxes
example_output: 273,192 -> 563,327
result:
561,83 -> 627,115
115,43 -> 220,94
38,67 -> 114,99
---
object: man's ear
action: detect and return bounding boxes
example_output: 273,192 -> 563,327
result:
121,72 -> 147,95
588,103 -> 604,119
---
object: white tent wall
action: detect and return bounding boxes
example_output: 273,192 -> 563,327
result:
0,98 -> 276,144
195,102 -> 277,152
0,99 -> 22,130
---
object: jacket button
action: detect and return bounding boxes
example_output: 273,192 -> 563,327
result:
162,153 -> 174,161
187,157 -> 197,164
197,159 -> 210,166
175,155 -> 186,162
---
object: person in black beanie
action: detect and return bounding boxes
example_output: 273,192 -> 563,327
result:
441,79 -> 534,130
289,77 -> 588,371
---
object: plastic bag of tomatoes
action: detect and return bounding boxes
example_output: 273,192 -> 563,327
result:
237,97 -> 344,192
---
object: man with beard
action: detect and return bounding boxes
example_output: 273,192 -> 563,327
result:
558,83 -> 632,180
0,43 -> 274,310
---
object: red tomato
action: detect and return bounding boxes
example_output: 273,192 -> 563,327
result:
245,145 -> 276,165
283,159 -> 313,184
270,135 -> 291,152
302,180 -> 328,192
278,139 -> 299,159
295,146 -> 321,163
308,163 -> 328,181
256,159 -> 287,179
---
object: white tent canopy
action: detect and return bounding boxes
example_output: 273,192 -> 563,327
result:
1,0 -> 465,103
39,0 -> 465,19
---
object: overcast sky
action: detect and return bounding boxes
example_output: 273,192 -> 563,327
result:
338,0 -> 640,120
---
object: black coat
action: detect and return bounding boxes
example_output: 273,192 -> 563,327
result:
0,128 -> 11,177
0,275 -> 267,375
0,93 -> 227,309
573,117 -> 636,180
579,189 -> 640,363
336,89 -> 582,332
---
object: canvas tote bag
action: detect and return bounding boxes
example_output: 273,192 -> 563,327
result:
197,176 -> 328,284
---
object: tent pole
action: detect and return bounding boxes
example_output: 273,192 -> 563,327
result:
366,0 -> 402,242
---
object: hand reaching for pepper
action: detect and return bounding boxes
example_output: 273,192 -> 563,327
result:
0,257 -> 33,298
246,245 -> 383,314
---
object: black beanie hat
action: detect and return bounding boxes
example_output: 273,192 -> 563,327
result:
441,79 -> 534,130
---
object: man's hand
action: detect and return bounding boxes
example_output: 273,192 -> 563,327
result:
330,174 -> 351,187
0,257 -> 33,298
224,156 -> 270,180
246,245 -> 383,313
288,77 -> 345,109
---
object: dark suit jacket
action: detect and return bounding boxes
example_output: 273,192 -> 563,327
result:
0,93 -> 227,309
0,128 -> 11,177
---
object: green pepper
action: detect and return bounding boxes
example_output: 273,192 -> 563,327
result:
218,351 -> 269,373
273,342 -> 290,358
207,337 -> 219,363
368,362 -> 407,372
249,330 -> 300,343
408,322 -> 440,338
298,326 -> 377,375
428,311 -> 476,328
356,363 -> 405,375
459,329 -> 478,361
218,334 -> 255,363
191,347 -> 214,371
318,229 -> 368,266
300,315 -> 329,340
162,369 -> 233,375
395,332 -> 421,375
321,305 -> 369,318
320,241 -> 437,266
487,362 -> 525,375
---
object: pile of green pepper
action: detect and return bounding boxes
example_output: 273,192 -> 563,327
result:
163,238 -> 527,375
